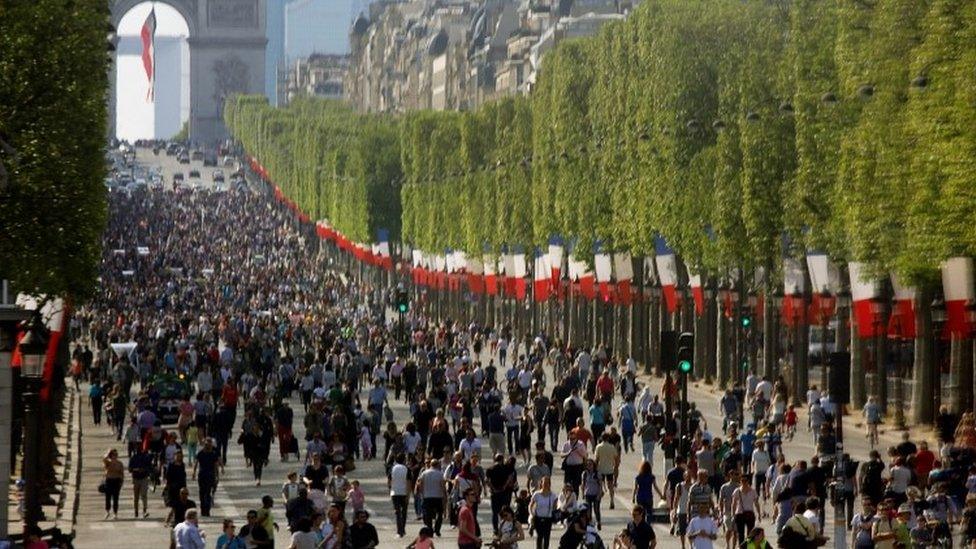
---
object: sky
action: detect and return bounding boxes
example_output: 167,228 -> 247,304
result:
286,0 -> 370,58
115,2 -> 189,141
114,0 -> 367,139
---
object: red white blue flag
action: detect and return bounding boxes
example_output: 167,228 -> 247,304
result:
141,8 -> 157,101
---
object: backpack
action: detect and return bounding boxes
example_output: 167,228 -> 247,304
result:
860,461 -> 884,494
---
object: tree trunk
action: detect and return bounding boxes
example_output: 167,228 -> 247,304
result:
850,306 -> 866,410
717,306 -> 728,388
762,289 -> 776,380
911,290 -> 934,424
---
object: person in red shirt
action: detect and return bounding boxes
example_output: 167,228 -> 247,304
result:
596,370 -> 615,401
914,440 -> 936,490
457,489 -> 482,549
570,418 -> 593,449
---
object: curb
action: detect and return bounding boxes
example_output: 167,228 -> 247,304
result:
54,385 -> 81,536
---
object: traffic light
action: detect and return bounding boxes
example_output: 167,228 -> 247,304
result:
395,289 -> 409,313
677,332 -> 693,375
741,314 -> 752,328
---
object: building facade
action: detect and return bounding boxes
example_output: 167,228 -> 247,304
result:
345,0 -> 636,113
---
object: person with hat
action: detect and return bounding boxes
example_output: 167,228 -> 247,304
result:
892,504 -> 913,549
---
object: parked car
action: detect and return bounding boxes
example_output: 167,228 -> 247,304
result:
191,150 -> 204,161
212,169 -> 224,182
173,172 -> 185,184
177,152 -> 190,164
189,169 -> 201,179
203,153 -> 218,167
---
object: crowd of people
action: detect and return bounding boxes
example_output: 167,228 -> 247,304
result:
69,163 -> 976,549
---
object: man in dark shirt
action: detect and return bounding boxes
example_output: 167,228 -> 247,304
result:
427,423 -> 453,461
488,454 -> 515,532
286,488 -> 316,531
665,457 -> 687,500
128,447 -> 153,518
303,453 -> 330,491
626,506 -> 656,549
167,487 -> 196,526
348,510 -> 380,549
193,438 -> 220,516
239,509 -> 272,548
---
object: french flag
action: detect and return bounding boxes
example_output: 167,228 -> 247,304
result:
849,262 -> 881,337
654,237 -> 679,313
941,257 -> 975,337
375,229 -> 392,270
467,257 -> 485,294
569,254 -> 595,300
513,251 -> 528,300
806,252 -> 839,323
595,248 -> 613,303
782,258 -> 807,327
533,248 -> 551,302
614,253 -> 634,306
484,254 -> 499,296
548,236 -> 564,286
890,274 -> 917,338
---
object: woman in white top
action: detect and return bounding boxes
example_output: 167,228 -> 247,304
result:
496,505 -> 525,549
557,483 -> 578,525
732,475 -> 761,546
530,476 -> 558,549
750,441 -> 772,499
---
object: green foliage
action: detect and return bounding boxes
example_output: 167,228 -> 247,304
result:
0,0 -> 108,299
228,0 -> 976,287
224,96 -> 401,243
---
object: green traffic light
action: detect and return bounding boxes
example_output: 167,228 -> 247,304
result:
741,316 -> 751,328
398,303 -> 408,313
678,360 -> 692,373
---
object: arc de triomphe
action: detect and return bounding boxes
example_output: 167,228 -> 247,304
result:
110,0 -> 267,143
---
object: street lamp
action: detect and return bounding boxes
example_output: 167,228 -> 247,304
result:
817,290 -> 837,394
788,294 -> 805,405
869,296 -> 888,412
17,313 -> 47,533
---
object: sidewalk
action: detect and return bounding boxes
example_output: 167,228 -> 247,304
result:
5,384 -> 81,542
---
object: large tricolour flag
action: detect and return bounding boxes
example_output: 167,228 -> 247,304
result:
141,8 -> 157,102
654,237 -> 679,313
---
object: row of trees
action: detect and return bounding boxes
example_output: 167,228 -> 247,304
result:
0,0 -> 109,299
224,97 -> 401,244
230,0 -> 976,290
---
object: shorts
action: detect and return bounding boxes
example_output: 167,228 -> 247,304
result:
754,472 -> 766,491
723,515 -> 735,530
675,512 -> 688,535
601,473 -> 615,483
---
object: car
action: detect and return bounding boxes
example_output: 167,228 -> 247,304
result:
189,169 -> 201,178
191,150 -> 204,162
149,178 -> 163,191
166,143 -> 181,156
149,373 -> 193,424
177,152 -> 190,164
212,169 -> 224,182
222,156 -> 236,167
203,153 -> 218,167
173,172 -> 185,183
131,178 -> 147,189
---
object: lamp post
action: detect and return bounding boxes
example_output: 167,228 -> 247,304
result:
869,297 -> 888,412
789,294 -> 805,406
17,313 -> 47,533
891,311 -> 907,431
931,298 -> 947,415
818,290 -> 837,395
